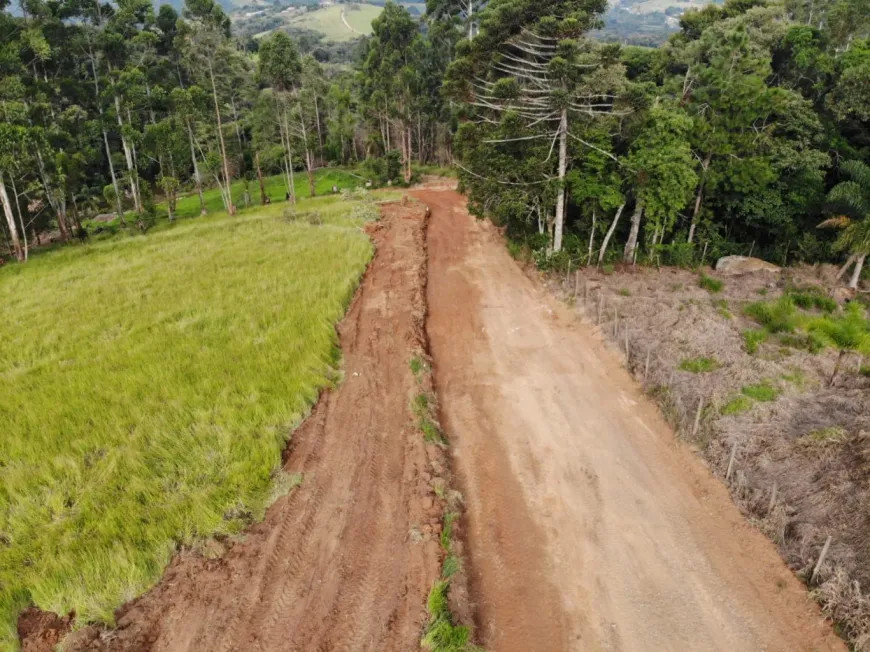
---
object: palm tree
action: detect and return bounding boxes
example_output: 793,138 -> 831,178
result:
819,160 -> 870,289
809,302 -> 870,386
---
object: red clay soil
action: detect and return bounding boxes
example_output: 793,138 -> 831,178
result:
21,201 -> 449,652
418,186 -> 846,652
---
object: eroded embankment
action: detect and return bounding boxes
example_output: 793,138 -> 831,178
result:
20,199 -> 464,652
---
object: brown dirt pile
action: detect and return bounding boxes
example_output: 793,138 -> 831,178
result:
21,200 -> 455,652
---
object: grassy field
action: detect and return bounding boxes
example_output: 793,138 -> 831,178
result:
287,4 -> 382,42
171,168 -> 363,220
0,193 -> 377,648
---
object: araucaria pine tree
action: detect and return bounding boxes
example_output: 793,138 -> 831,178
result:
447,0 -> 630,252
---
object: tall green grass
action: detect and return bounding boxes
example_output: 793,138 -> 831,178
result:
0,197 -> 373,648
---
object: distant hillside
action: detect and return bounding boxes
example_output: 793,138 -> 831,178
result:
598,0 -> 721,45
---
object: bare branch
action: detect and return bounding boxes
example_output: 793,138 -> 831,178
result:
454,160 -> 551,185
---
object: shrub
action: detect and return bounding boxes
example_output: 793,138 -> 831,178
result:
679,356 -> 720,373
741,381 -> 779,402
699,274 -> 723,293
744,297 -> 798,333
656,242 -> 696,268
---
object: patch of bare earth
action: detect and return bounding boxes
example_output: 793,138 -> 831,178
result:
20,200 -> 456,652
421,187 -> 845,652
544,263 -> 870,649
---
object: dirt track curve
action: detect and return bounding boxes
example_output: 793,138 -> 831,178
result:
27,201 -> 449,652
418,186 -> 846,652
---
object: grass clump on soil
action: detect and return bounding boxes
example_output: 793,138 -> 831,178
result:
618,288 -> 631,296
0,198 -> 372,646
422,581 -> 480,652
413,392 -> 444,443
744,297 -> 799,333
787,287 -> 837,313
798,426 -> 849,449
699,274 -> 724,293
714,299 -> 733,319
742,328 -> 769,354
721,395 -> 754,416
741,381 -> 780,402
679,356 -> 720,373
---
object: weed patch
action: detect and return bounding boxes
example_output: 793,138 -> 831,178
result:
744,297 -> 798,333
679,356 -> 720,373
721,395 -> 753,415
798,426 -> 849,448
422,581 -> 480,652
699,274 -> 723,293
742,328 -> 769,354
741,381 -> 779,402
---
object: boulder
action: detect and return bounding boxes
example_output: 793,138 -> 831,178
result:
92,213 -> 117,223
714,255 -> 781,276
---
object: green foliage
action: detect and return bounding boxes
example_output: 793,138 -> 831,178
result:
742,328 -> 769,354
0,199 -> 371,645
714,299 -> 732,319
798,426 -> 849,448
808,302 -> 870,355
679,356 -> 720,373
698,274 -> 723,293
422,581 -> 478,652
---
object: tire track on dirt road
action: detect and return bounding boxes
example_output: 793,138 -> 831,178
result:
41,201 -> 448,652
418,186 -> 846,652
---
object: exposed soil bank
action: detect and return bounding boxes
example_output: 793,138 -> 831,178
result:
21,201 -> 449,652
420,187 -> 845,652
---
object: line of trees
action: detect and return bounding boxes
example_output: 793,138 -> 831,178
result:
0,0 -> 456,262
446,0 -> 870,282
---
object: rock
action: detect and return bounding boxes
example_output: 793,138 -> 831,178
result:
714,256 -> 781,276
92,213 -> 117,223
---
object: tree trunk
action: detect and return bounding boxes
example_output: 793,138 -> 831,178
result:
553,109 -> 568,252
208,58 -> 235,216
830,349 -> 846,387
405,126 -> 413,183
687,153 -> 711,244
467,0 -> 473,39
34,149 -> 70,241
598,203 -> 625,265
0,172 -> 24,262
623,203 -> 643,263
10,175 -> 28,261
298,103 -> 316,197
848,253 -> 866,289
114,94 -> 142,215
255,151 -> 267,205
313,94 -> 324,161
587,205 -> 596,266
186,120 -> 207,216
836,253 -> 857,281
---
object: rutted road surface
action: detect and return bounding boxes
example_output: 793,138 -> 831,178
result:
418,186 -> 845,652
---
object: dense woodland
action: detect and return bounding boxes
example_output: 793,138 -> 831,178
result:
0,0 -> 869,281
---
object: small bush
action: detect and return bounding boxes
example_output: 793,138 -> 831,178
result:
679,356 -> 720,373
744,297 -> 798,333
741,381 -> 779,402
506,240 -> 524,260
721,395 -> 753,415
699,274 -> 723,293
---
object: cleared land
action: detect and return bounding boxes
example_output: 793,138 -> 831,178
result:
1,193 -> 373,650
288,4 -> 382,42
420,186 -> 844,652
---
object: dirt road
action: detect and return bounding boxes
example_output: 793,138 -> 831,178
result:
418,187 -> 845,652
36,202 -> 448,652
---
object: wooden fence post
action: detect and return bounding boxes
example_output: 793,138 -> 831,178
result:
691,396 -> 704,438
625,328 -> 630,361
726,442 -> 738,481
811,536 -> 832,584
644,349 -> 651,379
767,481 -> 777,515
